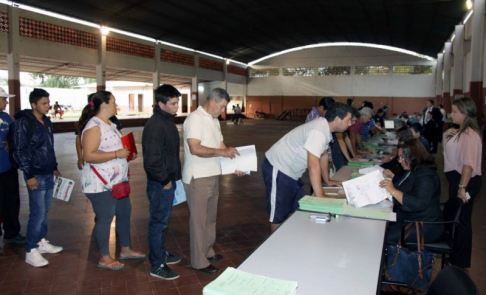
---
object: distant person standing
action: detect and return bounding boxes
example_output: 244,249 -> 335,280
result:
439,104 -> 447,141
14,88 -> 63,267
0,88 -> 25,255
422,99 -> 442,147
234,104 -> 241,124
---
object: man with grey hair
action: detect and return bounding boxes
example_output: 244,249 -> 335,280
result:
182,88 -> 246,275
349,107 -> 373,153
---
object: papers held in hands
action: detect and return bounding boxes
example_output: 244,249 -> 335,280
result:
203,267 -> 298,295
173,180 -> 186,206
53,177 -> 75,202
342,170 -> 389,208
120,132 -> 138,162
220,145 -> 257,175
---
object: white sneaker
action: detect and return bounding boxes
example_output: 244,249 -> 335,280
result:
25,249 -> 49,267
37,238 -> 63,254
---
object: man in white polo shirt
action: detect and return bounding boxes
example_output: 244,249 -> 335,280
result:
262,102 -> 354,231
183,88 -> 245,275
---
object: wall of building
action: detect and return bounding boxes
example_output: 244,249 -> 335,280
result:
247,46 -> 436,118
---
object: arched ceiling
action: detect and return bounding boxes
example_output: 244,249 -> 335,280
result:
14,0 -> 468,64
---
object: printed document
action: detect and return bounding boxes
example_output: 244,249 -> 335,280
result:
53,177 -> 75,202
203,267 -> 297,295
220,145 -> 257,175
342,170 -> 389,207
358,165 -> 384,175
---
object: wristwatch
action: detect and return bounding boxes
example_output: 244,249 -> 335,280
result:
458,184 -> 466,189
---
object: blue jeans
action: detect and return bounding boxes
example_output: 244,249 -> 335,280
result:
24,174 -> 54,252
147,180 -> 175,269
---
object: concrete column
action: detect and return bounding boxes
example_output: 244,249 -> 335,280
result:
435,53 -> 444,107
453,25 -> 464,98
220,61 -> 228,120
7,6 -> 20,114
470,0 -> 485,125
153,43 -> 161,106
190,55 -> 199,112
96,32 -> 107,91
442,42 -> 452,111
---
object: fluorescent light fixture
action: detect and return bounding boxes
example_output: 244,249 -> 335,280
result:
248,42 -> 435,65
9,1 -> 100,28
109,27 -> 156,42
100,26 -> 110,36
157,40 -> 194,53
463,10 -> 473,24
466,0 -> 473,10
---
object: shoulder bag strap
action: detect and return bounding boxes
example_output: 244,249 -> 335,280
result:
90,165 -> 108,185
416,221 -> 424,279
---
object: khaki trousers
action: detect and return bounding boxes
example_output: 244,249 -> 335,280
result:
184,176 -> 219,269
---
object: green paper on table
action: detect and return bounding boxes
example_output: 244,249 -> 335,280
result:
203,267 -> 298,295
348,161 -> 374,168
298,196 -> 394,221
363,142 -> 379,147
298,196 -> 346,214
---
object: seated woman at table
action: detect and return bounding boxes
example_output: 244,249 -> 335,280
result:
380,137 -> 444,243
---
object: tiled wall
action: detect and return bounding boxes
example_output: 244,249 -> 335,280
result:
160,49 -> 195,66
199,57 -> 223,72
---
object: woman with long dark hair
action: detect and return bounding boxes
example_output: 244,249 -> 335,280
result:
443,97 -> 482,270
380,137 -> 444,243
76,91 -> 144,270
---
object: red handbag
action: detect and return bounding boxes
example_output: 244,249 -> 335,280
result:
90,165 -> 130,199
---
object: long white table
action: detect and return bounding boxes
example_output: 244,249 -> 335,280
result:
238,211 -> 387,294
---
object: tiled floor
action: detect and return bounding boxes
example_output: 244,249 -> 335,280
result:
0,119 -> 484,295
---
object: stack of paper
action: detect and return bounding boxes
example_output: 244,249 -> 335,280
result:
203,267 -> 298,295
358,165 -> 384,175
298,196 -> 346,214
348,160 -> 374,168
220,145 -> 257,175
342,170 -> 389,207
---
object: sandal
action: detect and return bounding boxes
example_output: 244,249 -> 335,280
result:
97,261 -> 124,270
120,251 -> 146,260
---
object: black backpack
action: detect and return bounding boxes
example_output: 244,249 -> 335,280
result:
7,117 -> 36,169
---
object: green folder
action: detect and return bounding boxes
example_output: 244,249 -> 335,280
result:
298,196 -> 346,214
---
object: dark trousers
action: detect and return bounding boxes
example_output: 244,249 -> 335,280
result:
147,180 -> 175,269
438,121 -> 445,142
85,191 -> 132,256
445,171 -> 482,268
0,167 -> 21,239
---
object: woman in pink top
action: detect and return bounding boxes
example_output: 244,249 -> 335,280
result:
443,97 -> 482,270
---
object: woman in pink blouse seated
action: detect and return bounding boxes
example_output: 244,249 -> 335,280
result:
443,97 -> 482,270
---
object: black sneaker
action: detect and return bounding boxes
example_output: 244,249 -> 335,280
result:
3,235 -> 26,244
165,251 -> 181,265
150,264 -> 180,280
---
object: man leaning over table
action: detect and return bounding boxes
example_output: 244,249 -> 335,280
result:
262,102 -> 354,232
182,88 -> 246,275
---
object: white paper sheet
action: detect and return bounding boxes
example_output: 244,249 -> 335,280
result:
53,177 -> 75,202
220,145 -> 257,175
358,165 -> 384,175
342,170 -> 389,208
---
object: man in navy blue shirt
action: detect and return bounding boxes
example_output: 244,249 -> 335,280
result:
0,88 -> 25,254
